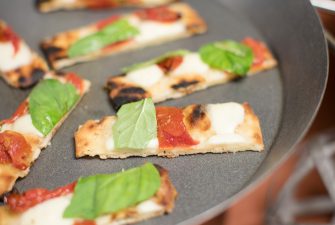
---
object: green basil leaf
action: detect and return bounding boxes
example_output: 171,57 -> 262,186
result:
199,40 -> 253,76
122,49 -> 191,73
29,79 -> 80,136
68,19 -> 139,58
63,163 -> 161,219
113,98 -> 157,149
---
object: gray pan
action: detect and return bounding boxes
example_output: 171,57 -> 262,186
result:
0,0 -> 328,224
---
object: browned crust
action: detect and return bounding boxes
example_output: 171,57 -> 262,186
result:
1,54 -> 48,88
0,72 -> 90,196
75,102 -> 264,159
36,0 -> 179,13
40,3 -> 207,69
0,165 -> 177,225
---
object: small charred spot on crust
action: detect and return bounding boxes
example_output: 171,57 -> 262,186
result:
171,80 -> 199,90
119,87 -> 146,95
107,76 -> 150,111
183,104 -> 211,132
40,44 -> 66,67
231,75 -> 245,82
30,68 -> 45,83
112,95 -> 146,111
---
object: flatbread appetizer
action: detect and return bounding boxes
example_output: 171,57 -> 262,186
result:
0,163 -> 177,225
0,21 -> 48,88
75,98 -> 264,159
41,3 -> 207,69
0,72 -> 90,195
36,0 -> 178,13
107,37 -> 277,110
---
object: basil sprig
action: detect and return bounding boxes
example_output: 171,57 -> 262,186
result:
122,49 -> 191,73
68,19 -> 139,58
63,163 -> 161,219
113,98 -> 157,149
29,79 -> 79,136
199,40 -> 253,76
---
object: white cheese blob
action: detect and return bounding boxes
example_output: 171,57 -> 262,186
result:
126,65 -> 164,88
0,42 -> 32,72
171,53 -> 209,76
106,137 -> 115,151
208,134 -> 246,145
136,199 -> 163,214
147,138 -> 159,149
206,103 -> 245,134
18,195 -> 74,225
128,16 -> 185,43
1,114 -> 43,137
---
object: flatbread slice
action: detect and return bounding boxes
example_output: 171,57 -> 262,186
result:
40,3 -> 207,69
75,101 -> 264,159
0,20 -> 48,88
106,37 -> 277,110
36,0 -> 178,13
0,72 -> 90,195
0,164 -> 177,225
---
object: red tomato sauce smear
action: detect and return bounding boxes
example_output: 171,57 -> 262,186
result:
0,131 -> 32,170
74,220 -> 97,225
156,107 -> 198,149
157,56 -> 183,73
0,24 -> 20,55
0,101 -> 28,126
242,37 -> 267,67
5,182 -> 77,213
136,6 -> 181,23
96,15 -> 121,30
65,72 -> 85,94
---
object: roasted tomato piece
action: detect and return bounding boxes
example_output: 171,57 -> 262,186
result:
136,7 -> 181,23
242,37 -> 267,67
157,56 -> 183,73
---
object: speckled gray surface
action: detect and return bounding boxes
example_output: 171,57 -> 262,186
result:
0,0 -> 327,224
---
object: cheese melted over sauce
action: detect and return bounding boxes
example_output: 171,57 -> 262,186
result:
1,114 -> 43,137
0,42 -> 32,72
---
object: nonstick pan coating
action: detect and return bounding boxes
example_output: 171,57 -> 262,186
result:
0,0 -> 328,224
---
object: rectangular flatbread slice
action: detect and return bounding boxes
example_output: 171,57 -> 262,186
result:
106,37 -> 277,110
0,72 -> 90,195
0,164 -> 177,225
40,3 -> 207,69
75,101 -> 264,159
36,0 -> 178,13
0,21 -> 48,88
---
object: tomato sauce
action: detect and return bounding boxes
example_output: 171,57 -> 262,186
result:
5,182 -> 77,213
156,107 -> 198,149
242,37 -> 266,67
74,220 -> 97,225
0,101 -> 28,125
157,56 -> 183,73
96,15 -> 121,30
136,7 -> 181,23
0,131 -> 32,170
65,73 -> 85,94
83,0 -> 117,9
0,26 -> 20,55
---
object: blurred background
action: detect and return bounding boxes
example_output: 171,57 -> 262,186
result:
204,3 -> 335,225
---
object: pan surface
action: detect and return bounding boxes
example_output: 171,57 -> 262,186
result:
0,0 -> 327,224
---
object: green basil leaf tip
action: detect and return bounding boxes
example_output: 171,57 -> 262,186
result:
199,40 -> 254,76
63,163 -> 161,219
29,79 -> 80,136
122,49 -> 191,73
113,98 -> 157,149
68,18 -> 139,58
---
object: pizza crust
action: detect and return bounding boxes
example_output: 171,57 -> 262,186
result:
75,103 -> 264,159
40,3 -> 207,69
0,72 -> 90,195
0,165 -> 177,225
36,0 -> 179,13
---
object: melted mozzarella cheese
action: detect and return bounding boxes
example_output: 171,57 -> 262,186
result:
206,103 -> 245,134
147,138 -> 159,149
18,195 -> 74,225
208,134 -> 246,145
171,53 -> 209,76
136,199 -> 163,214
106,137 -> 115,151
126,65 -> 164,88
0,42 -> 32,72
128,16 -> 185,43
1,114 -> 43,137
